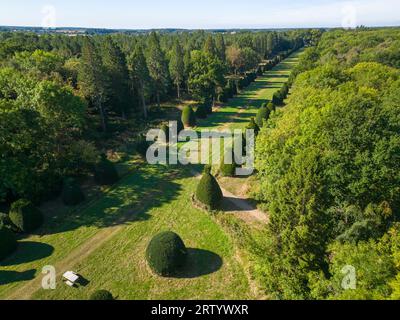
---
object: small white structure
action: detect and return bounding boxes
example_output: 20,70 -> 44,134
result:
62,271 -> 80,286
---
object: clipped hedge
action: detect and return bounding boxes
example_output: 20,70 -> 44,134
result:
181,106 -> 196,127
0,227 -> 17,261
94,155 -> 119,186
9,199 -> 44,233
61,178 -> 85,206
146,231 -> 187,277
196,166 -> 223,210
89,290 -> 114,300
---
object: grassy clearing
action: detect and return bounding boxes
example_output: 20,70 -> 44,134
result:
0,165 -> 251,300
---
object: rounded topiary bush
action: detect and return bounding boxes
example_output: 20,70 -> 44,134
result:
195,104 -> 208,119
181,106 -> 196,127
246,118 -> 260,136
61,178 -> 85,206
9,199 -> 44,233
89,290 -> 114,300
255,106 -> 271,128
196,166 -> 223,210
146,231 -> 187,277
0,227 -> 17,261
94,155 -> 119,186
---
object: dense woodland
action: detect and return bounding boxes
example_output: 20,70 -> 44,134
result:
0,29 -> 307,206
255,28 -> 400,299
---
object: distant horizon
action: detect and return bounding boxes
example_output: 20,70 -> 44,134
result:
1,0 -> 399,30
1,23 -> 400,32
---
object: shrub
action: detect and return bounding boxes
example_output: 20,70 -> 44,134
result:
267,102 -> 276,113
246,118 -> 260,136
89,290 -> 114,300
136,138 -> 151,158
160,124 -> 169,143
0,227 -> 17,261
61,178 -> 85,206
181,106 -> 196,127
220,149 -> 239,177
272,91 -> 283,105
146,231 -> 187,276
255,106 -> 271,128
94,155 -> 119,186
195,104 -> 208,119
203,99 -> 213,114
196,166 -> 223,210
176,118 -> 184,135
9,199 -> 44,233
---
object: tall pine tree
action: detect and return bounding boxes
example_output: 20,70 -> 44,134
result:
169,40 -> 185,99
128,45 -> 151,119
78,38 -> 109,132
147,32 -> 170,108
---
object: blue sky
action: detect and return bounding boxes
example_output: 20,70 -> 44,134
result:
0,0 -> 399,29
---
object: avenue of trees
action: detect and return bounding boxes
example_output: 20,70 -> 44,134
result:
0,29 -> 306,208
254,28 -> 400,300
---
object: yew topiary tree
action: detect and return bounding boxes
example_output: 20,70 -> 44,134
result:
9,199 -> 44,233
94,155 -> 119,186
196,166 -> 223,210
61,178 -> 85,206
255,106 -> 271,128
246,118 -> 260,136
89,290 -> 114,300
160,124 -> 170,143
181,106 -> 196,127
195,104 -> 208,119
146,231 -> 187,277
220,149 -> 239,177
0,227 -> 17,261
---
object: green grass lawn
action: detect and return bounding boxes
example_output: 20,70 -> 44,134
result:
0,50 -> 301,300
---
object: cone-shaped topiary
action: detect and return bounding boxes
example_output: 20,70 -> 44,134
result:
94,155 -> 119,186
204,100 -> 213,114
195,104 -> 208,119
9,199 -> 44,233
0,227 -> 17,261
89,290 -> 114,300
267,102 -> 276,113
61,178 -> 85,206
160,124 -> 170,143
181,106 -> 196,127
246,118 -> 260,136
255,106 -> 271,128
136,137 -> 151,158
196,166 -> 223,210
146,231 -> 187,277
220,149 -> 239,177
176,118 -> 184,135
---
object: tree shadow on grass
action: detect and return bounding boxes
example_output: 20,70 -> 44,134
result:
0,269 -> 36,286
173,249 -> 223,279
35,165 -> 191,237
0,242 -> 54,267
